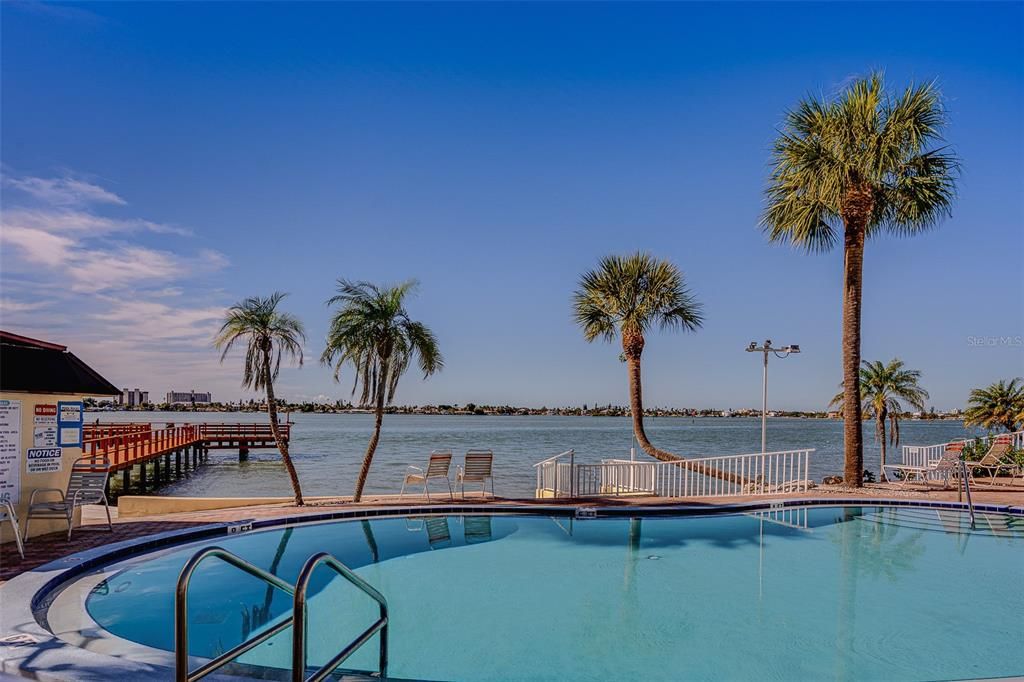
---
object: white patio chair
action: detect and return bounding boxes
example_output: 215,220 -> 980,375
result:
457,450 -> 495,499
882,442 -> 963,489
400,450 -> 453,501
1,492 -> 25,559
25,455 -> 113,541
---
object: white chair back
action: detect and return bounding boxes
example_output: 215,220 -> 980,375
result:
425,452 -> 452,478
462,451 -> 493,480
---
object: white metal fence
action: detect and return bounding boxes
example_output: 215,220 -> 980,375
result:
535,448 -> 814,499
900,430 -> 1024,478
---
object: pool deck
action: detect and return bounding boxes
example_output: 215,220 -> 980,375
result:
2,480 -> 1022,583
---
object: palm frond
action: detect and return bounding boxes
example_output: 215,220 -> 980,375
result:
214,292 -> 305,391
322,279 -> 442,408
572,252 -> 704,349
763,73 -> 958,248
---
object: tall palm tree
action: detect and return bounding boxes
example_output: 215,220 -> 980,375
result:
963,378 -> 1024,433
322,280 -> 442,502
831,359 -> 929,480
214,293 -> 306,505
573,252 -> 703,461
763,73 -> 958,486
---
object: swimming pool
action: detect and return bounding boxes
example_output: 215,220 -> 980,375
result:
37,505 -> 1024,680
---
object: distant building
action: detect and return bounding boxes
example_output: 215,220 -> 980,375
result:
166,390 -> 212,405
121,388 -> 149,407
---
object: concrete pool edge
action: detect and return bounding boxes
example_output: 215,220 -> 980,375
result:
2,498 -> 1021,681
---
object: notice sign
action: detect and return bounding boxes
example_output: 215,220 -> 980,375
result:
57,401 -> 84,448
34,404 -> 58,448
26,448 -> 62,474
0,400 -> 22,505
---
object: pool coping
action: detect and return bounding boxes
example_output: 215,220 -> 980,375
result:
1,497 -> 1021,681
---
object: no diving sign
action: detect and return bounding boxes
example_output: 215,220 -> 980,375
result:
27,448 -> 62,474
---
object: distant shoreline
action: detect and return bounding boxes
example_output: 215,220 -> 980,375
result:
85,406 -> 964,422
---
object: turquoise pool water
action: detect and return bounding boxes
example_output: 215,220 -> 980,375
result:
81,507 -> 1022,681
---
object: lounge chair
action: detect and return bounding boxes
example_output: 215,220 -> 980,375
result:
25,455 -> 113,541
882,442 -> 964,489
964,436 -> 1019,485
1,493 -> 25,559
400,450 -> 453,501
406,516 -> 452,548
463,516 -> 493,544
457,450 -> 495,499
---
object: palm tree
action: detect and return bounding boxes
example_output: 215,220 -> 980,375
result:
322,280 -> 442,502
830,359 -> 928,481
214,293 -> 306,505
573,252 -> 703,461
762,73 -> 958,486
963,378 -> 1024,433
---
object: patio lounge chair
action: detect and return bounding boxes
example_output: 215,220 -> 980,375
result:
406,516 -> 452,548
463,515 -> 493,544
1,493 -> 24,559
457,450 -> 495,499
400,450 -> 453,501
24,455 -> 113,541
882,442 -> 964,489
964,436 -> 1019,484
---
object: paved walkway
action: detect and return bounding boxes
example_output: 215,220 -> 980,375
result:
2,481 -> 1021,583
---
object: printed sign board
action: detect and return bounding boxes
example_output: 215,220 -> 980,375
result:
0,400 -> 22,505
26,447 -> 62,474
34,404 -> 58,448
57,401 -> 84,448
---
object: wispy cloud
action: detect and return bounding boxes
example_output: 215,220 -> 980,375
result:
0,169 -> 241,397
92,299 -> 226,343
4,175 -> 126,206
0,225 -> 75,267
0,297 -> 52,314
1,207 -> 191,237
1,172 -> 221,292
5,1 -> 106,25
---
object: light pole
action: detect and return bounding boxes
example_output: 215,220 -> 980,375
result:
746,340 -> 800,453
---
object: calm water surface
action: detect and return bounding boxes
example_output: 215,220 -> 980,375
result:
97,412 -> 984,498
82,507 -> 1023,681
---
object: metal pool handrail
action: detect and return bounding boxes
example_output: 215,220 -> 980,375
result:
175,546 -> 387,682
959,460 -> 976,526
292,552 -> 389,682
175,546 -> 296,682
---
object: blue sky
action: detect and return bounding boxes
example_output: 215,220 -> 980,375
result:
1,1 -> 1021,410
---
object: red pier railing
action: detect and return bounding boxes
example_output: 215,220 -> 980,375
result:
82,422 -> 289,471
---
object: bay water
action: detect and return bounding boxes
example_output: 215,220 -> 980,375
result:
97,412 -> 984,499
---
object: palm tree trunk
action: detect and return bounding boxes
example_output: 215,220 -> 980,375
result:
625,340 -> 676,462
263,351 -> 304,506
841,208 -> 867,486
623,333 -> 745,486
877,406 -> 888,482
353,374 -> 387,503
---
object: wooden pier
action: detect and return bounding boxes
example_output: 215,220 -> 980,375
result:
83,421 -> 290,495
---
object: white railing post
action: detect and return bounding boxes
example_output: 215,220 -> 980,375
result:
569,449 -> 575,498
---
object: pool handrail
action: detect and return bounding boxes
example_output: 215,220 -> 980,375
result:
292,551 -> 389,682
174,545 -> 296,682
175,546 -> 388,682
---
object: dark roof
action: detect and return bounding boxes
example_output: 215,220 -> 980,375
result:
0,331 -> 120,396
